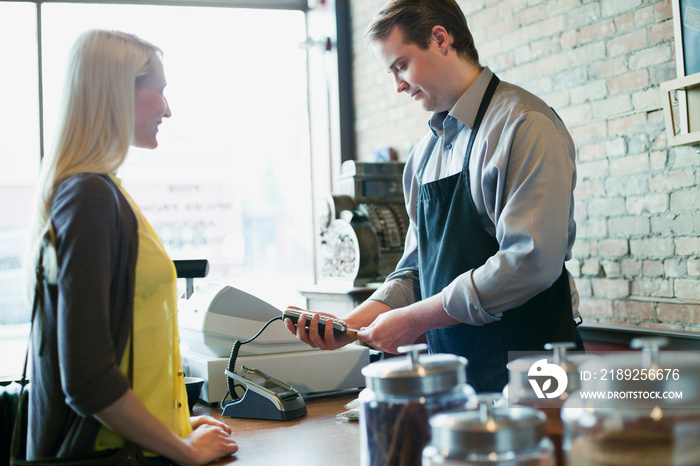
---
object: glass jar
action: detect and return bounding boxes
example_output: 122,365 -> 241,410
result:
423,394 -> 554,465
360,344 -> 475,466
505,342 -> 594,465
562,337 -> 700,466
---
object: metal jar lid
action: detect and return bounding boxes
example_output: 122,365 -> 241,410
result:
507,342 -> 595,405
361,344 -> 468,397
577,337 -> 700,407
428,394 -> 546,456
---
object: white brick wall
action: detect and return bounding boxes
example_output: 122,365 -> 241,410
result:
349,0 -> 700,330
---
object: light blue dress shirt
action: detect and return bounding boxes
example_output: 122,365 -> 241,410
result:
370,67 -> 580,326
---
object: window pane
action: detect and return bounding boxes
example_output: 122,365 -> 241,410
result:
0,2 -> 39,379
41,4 -> 313,309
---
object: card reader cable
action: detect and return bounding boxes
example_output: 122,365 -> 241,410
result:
220,315 -> 283,407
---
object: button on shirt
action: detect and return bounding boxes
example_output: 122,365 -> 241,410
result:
370,67 -> 580,326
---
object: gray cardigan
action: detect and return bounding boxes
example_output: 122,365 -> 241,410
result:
27,174 -> 138,459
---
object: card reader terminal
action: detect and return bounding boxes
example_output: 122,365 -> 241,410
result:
222,366 -> 307,421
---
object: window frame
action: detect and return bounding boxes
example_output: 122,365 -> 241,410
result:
10,0 -> 306,9
0,0 -> 333,382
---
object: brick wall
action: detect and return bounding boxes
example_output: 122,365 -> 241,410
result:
349,0 -> 700,332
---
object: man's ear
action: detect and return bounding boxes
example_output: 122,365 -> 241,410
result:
431,25 -> 452,50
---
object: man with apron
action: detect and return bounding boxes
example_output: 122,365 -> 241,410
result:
285,0 -> 583,393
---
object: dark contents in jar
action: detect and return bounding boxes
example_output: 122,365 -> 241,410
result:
363,400 -> 431,466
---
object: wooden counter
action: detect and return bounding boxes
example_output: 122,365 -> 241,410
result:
195,394 -> 361,465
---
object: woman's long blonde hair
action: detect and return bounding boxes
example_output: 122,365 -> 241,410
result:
25,29 -> 161,294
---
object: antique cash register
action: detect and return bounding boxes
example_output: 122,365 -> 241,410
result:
302,160 -> 408,314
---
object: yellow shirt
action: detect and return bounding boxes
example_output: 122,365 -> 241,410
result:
95,175 -> 192,451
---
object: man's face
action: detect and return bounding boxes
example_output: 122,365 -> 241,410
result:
373,26 -> 453,113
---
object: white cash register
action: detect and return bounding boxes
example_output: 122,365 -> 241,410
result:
178,281 -> 370,406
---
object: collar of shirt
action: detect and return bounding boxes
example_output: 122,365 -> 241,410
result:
428,66 -> 494,139
421,67 -> 494,183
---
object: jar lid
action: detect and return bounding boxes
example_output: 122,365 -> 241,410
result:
578,337 -> 700,407
507,342 -> 595,405
361,344 -> 467,396
428,394 -> 546,456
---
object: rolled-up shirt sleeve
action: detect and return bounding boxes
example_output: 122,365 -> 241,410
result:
368,267 -> 421,309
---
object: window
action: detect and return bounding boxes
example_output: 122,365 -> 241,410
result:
0,1 -> 39,380
0,2 -> 314,380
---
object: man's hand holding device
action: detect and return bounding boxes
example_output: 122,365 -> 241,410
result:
283,306 -> 359,350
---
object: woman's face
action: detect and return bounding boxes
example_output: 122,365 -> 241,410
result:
134,58 -> 171,149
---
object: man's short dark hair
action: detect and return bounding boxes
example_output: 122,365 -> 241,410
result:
366,0 -> 480,65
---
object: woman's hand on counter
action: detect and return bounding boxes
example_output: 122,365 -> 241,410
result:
95,390 -> 238,466
182,419 -> 238,465
190,415 -> 232,434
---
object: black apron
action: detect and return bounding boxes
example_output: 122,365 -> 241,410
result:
417,74 -> 576,393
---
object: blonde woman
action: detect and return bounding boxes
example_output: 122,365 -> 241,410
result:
24,29 -> 238,465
